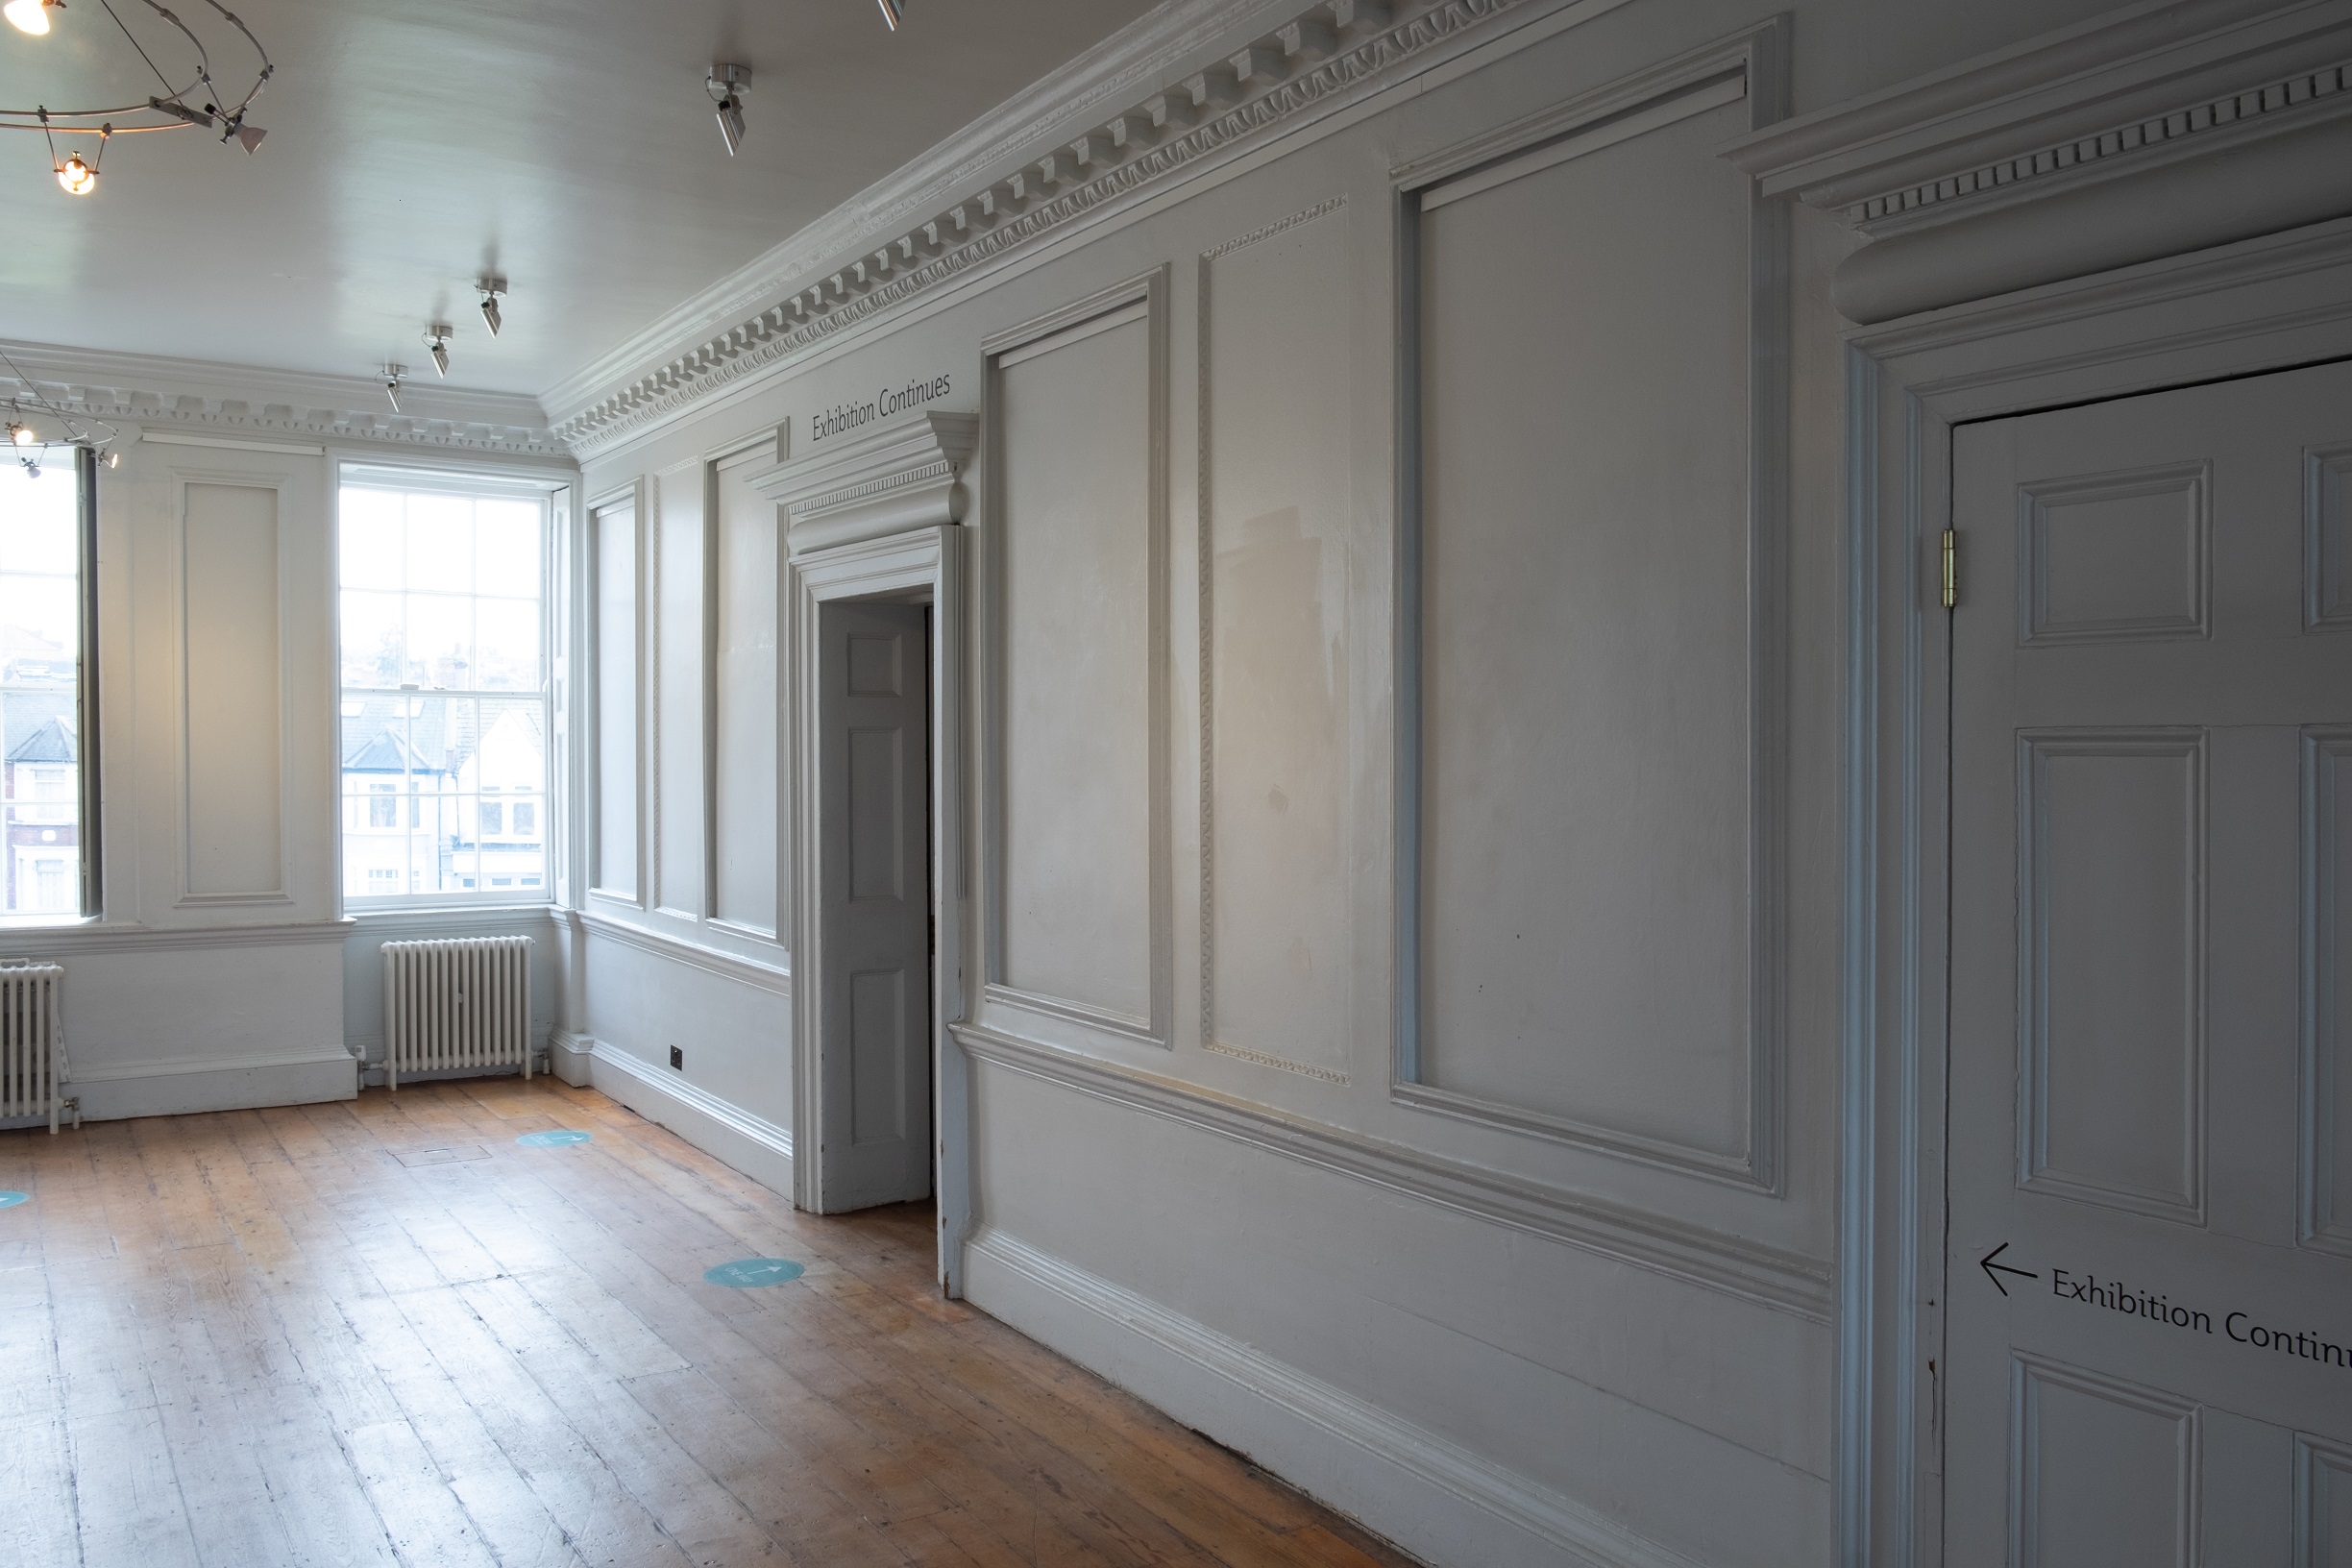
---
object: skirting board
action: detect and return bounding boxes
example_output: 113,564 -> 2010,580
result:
963,1226 -> 1708,1568
68,1046 -> 358,1121
558,1032 -> 794,1199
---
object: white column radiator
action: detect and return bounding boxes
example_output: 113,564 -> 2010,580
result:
0,963 -> 74,1133
380,936 -> 535,1090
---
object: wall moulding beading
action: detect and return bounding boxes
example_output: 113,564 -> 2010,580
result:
1196,194 -> 1352,1089
551,0 -> 1584,459
1393,17 -> 1792,1192
953,1022 -> 1833,1323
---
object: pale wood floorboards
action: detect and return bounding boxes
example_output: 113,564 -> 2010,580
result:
0,1078 -> 1418,1568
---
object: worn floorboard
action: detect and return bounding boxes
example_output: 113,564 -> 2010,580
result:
0,1079 -> 1417,1568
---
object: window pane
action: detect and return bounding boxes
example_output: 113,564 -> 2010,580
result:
338,478 -> 549,904
0,460 -> 83,916
475,597 -> 540,690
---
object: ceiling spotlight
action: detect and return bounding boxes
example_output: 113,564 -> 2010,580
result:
219,110 -> 266,154
708,63 -> 750,156
382,364 -> 405,413
425,324 -> 452,377
477,277 -> 505,336
874,0 -> 902,30
4,0 -> 58,37
103,448 -> 118,468
7,421 -> 33,446
54,151 -> 95,195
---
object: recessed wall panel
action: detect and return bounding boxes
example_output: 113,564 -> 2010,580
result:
2013,1359 -> 2197,1568
713,453 -> 778,933
654,462 -> 705,918
184,481 -> 282,898
2021,463 -> 2210,645
593,502 -> 639,898
1416,92 -> 1755,1157
997,309 -> 1154,1024
849,968 -> 905,1146
2021,731 -> 2205,1218
1202,200 -> 1352,1080
2309,447 -> 2352,632
2309,731 -> 2352,1252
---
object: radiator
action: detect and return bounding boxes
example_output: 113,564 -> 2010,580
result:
380,936 -> 535,1090
0,964 -> 73,1133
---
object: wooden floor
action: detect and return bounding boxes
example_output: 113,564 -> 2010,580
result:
0,1078 -> 1417,1568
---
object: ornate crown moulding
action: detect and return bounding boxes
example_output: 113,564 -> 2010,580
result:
554,0 -> 1536,458
0,377 -> 562,460
1843,55 -> 2352,235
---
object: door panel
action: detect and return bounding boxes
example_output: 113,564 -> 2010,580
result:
1949,358 -> 2352,1564
817,600 -> 931,1211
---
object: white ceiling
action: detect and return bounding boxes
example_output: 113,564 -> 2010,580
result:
0,0 -> 1161,399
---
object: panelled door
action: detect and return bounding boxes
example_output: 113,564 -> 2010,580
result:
815,598 -> 933,1212
1948,358 -> 2352,1564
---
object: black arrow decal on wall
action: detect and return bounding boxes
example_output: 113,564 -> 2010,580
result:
1979,1242 -> 2040,1298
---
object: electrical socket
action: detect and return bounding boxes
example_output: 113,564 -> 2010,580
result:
669,1045 -> 683,1070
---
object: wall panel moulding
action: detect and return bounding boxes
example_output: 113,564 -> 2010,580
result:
1724,0 -> 2352,322
551,0 -> 1595,458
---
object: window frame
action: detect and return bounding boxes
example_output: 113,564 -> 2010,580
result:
0,446 -> 102,923
333,460 -> 565,914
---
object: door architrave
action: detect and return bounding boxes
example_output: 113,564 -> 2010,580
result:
1841,214 -> 2352,1567
787,522 -> 970,1287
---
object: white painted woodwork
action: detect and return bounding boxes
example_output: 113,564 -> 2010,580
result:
592,498 -> 640,899
713,447 -> 781,936
1412,82 -> 1756,1161
816,600 -> 932,1211
1947,359 -> 2352,1564
992,300 -> 1157,1029
1200,199 -> 1354,1082
756,413 -> 978,558
182,479 -> 284,900
653,460 -> 705,919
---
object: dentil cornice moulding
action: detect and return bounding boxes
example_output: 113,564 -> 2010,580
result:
752,411 -> 979,558
0,338 -> 565,460
551,0 -> 1609,459
1724,0 -> 2352,322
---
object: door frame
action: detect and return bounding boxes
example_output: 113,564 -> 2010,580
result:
1840,216 -> 2352,1567
787,522 -> 971,1287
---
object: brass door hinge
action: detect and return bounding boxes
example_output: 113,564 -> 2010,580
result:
1940,528 -> 1958,609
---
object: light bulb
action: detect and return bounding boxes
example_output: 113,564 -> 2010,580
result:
55,154 -> 95,195
5,0 -> 54,37
8,423 -> 33,447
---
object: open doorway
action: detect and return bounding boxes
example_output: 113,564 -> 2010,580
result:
808,596 -> 933,1213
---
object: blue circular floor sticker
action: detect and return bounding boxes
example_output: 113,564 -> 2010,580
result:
704,1258 -> 804,1288
516,1129 -> 592,1147
0,1191 -> 26,1208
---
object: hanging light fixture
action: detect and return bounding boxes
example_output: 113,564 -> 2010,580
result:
477,277 -> 505,336
382,364 -> 405,412
4,0 -> 61,37
7,421 -> 33,447
3,0 -> 274,194
424,324 -> 452,377
707,63 -> 750,156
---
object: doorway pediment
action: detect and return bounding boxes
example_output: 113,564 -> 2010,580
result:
751,412 -> 979,558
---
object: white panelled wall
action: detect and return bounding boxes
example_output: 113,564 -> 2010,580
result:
22,0 -> 2352,1563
